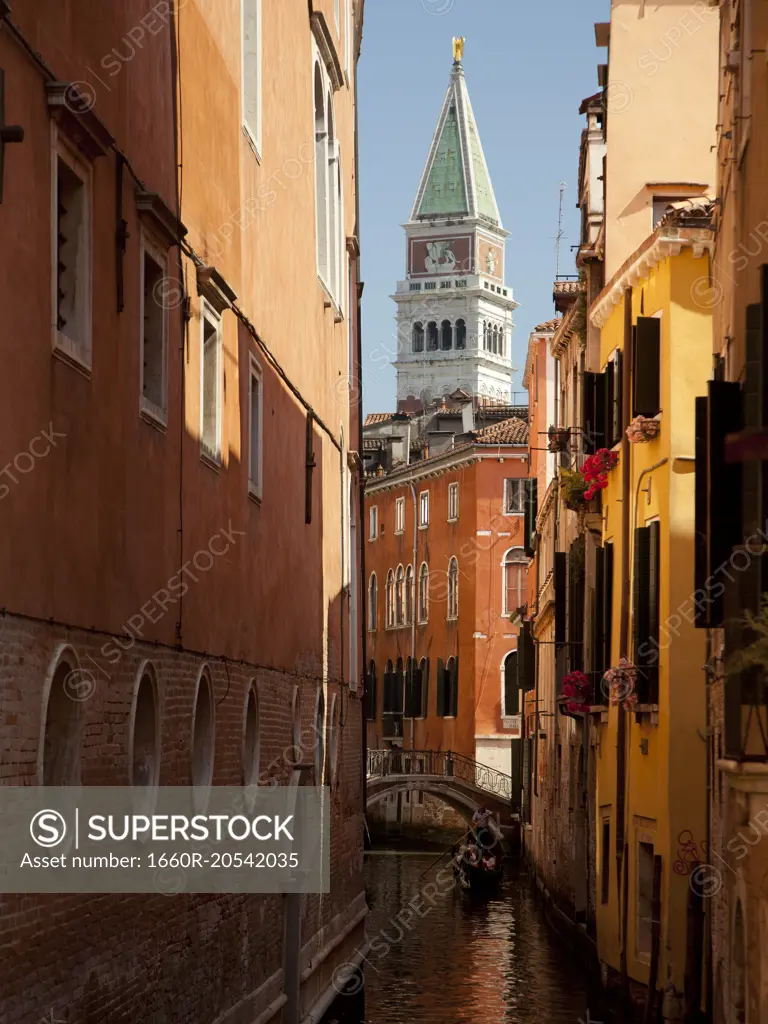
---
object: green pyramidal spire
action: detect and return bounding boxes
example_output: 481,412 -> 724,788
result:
411,54 -> 502,226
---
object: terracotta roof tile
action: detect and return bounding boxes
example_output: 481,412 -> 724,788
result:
533,318 -> 561,333
471,417 -> 528,446
364,413 -> 395,426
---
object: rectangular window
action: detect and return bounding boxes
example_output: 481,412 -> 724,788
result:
637,841 -> 655,958
504,478 -> 525,514
242,0 -> 262,154
52,140 -> 92,369
601,819 -> 610,904
395,497 -> 405,535
369,505 -> 378,540
419,491 -> 429,528
633,316 -> 661,418
200,303 -> 222,462
448,482 -> 459,521
140,237 -> 168,423
248,357 -> 263,497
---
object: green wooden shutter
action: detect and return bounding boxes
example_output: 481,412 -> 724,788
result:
603,542 -> 614,691
593,546 -> 605,700
582,371 -> 597,454
594,371 -> 607,451
612,349 -> 624,446
647,521 -> 661,704
604,359 -> 615,447
708,379 -> 744,626
633,317 -> 661,417
504,652 -> 519,715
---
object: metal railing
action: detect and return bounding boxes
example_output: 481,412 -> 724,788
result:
367,749 -> 514,802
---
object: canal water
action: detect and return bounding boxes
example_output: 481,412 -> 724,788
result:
355,850 -> 614,1024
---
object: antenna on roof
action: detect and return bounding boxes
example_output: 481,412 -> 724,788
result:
555,181 -> 567,279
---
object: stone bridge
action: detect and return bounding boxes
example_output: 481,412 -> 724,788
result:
366,749 -> 518,826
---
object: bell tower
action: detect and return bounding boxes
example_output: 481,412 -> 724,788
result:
393,41 -> 518,411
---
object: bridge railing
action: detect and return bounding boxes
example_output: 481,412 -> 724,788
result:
367,749 -> 514,802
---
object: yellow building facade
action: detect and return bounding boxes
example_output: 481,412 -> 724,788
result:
590,205 -> 713,1005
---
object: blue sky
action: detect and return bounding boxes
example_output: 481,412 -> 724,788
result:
358,0 -> 609,413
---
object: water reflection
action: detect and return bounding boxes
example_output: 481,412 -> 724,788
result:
359,853 -> 612,1024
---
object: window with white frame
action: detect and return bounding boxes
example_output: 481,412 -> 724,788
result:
345,0 -> 352,80
52,137 -> 92,369
369,504 -> 378,540
140,235 -> 168,422
334,0 -> 340,32
200,302 -> 222,461
248,357 -> 263,496
395,496 -> 405,535
418,562 -> 429,623
314,65 -> 329,285
504,478 -> 525,514
447,556 -> 459,619
503,547 -> 527,616
395,565 -> 405,626
405,565 -> 414,625
385,569 -> 395,628
242,0 -> 262,154
448,482 -> 459,521
313,55 -> 343,310
368,573 -> 377,631
419,490 -> 430,528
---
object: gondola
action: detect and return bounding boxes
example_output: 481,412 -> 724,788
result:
452,829 -> 504,893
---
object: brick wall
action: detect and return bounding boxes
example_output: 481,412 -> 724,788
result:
0,614 -> 364,1024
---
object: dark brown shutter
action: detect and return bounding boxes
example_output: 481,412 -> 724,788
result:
603,542 -> 614,691
604,359 -> 615,447
709,379 -> 743,625
582,372 -> 597,453
694,396 -> 708,628
632,317 -> 661,417
568,539 -> 585,672
524,478 -> 538,557
594,371 -> 607,451
633,526 -> 651,703
364,664 -> 377,720
592,546 -> 605,699
449,658 -> 459,717
510,738 -> 523,812
647,521 -> 660,704
504,652 -> 519,715
555,552 -> 567,646
520,621 -> 536,690
436,658 -> 446,717
612,350 -> 624,445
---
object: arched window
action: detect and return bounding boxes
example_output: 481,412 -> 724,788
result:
327,96 -> 339,299
427,321 -> 439,351
447,556 -> 459,619
395,564 -> 405,625
498,325 -> 505,357
503,547 -> 528,616
503,651 -> 520,716
41,647 -> 84,786
243,683 -> 260,787
412,321 -> 424,352
482,321 -> 488,350
364,661 -> 377,720
368,572 -> 378,631
492,324 -> 499,354
455,318 -> 466,349
192,666 -> 215,811
405,657 -> 427,718
441,319 -> 453,350
131,664 -> 160,792
418,562 -> 429,622
314,65 -> 328,282
386,569 -> 395,628
405,564 -> 414,625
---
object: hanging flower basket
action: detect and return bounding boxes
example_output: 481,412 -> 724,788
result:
548,426 -> 570,453
603,658 -> 638,711
559,467 -> 589,511
626,416 -> 660,444
582,448 -> 619,500
559,669 -> 592,714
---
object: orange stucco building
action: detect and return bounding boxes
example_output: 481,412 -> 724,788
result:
0,1 -> 366,1021
364,414 -> 530,787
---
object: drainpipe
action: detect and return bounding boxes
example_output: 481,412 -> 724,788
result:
409,481 -> 418,750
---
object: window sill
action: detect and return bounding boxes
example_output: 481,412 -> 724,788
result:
368,536 -> 378,543
53,335 -> 92,379
242,123 -> 262,164
447,516 -> 459,524
140,398 -> 168,432
446,615 -> 458,623
200,447 -> 222,473
247,481 -> 262,505
418,524 -> 429,531
318,275 -> 343,320
503,511 -> 524,517
394,529 -> 404,537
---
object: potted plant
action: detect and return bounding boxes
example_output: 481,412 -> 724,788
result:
559,467 -> 588,511
627,415 -> 660,444
582,448 -> 619,500
603,658 -> 638,711
559,669 -> 592,714
548,425 -> 570,453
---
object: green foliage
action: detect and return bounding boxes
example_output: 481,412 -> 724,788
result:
559,468 -> 588,511
727,596 -> 768,678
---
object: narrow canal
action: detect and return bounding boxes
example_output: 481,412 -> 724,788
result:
355,851 -> 614,1024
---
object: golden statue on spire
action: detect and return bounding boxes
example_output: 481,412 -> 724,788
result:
453,37 -> 465,62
